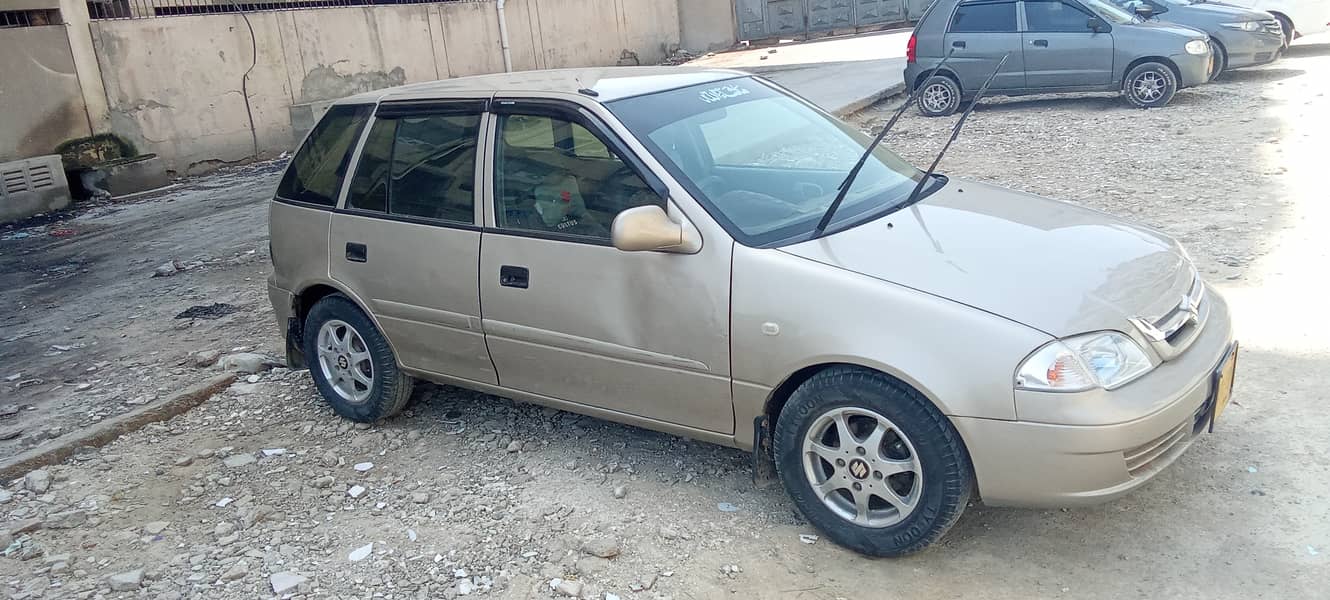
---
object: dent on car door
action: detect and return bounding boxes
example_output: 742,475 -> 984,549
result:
328,102 -> 498,385
1021,0 -> 1115,87
945,0 -> 1027,89
478,102 -> 734,434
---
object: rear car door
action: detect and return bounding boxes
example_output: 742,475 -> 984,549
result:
944,0 -> 1027,90
477,100 -> 733,434
1021,0 -> 1115,87
328,98 -> 498,385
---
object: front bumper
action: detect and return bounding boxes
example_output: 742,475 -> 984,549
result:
953,291 -> 1235,507
1171,51 -> 1213,88
1217,31 -> 1284,69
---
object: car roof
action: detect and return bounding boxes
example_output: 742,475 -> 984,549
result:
333,66 -> 749,105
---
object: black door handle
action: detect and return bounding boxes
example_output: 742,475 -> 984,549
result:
1031,39 -> 1049,47
345,242 -> 367,263
952,40 -> 966,49
499,265 -> 529,289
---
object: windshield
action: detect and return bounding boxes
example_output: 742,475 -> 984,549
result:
607,78 -> 924,246
1081,0 -> 1138,23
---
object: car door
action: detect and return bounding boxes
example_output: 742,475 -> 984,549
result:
328,98 -> 498,385
1021,0 -> 1115,87
944,0 -> 1027,90
478,99 -> 734,434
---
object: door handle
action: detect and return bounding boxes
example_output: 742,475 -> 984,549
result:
345,242 -> 367,263
952,40 -> 967,49
499,265 -> 529,289
1031,39 -> 1049,47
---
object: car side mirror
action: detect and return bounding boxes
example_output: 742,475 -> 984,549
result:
1087,16 -> 1108,32
1133,4 -> 1155,18
611,204 -> 702,254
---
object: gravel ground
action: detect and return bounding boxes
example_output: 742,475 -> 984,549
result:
2,41 -> 1328,600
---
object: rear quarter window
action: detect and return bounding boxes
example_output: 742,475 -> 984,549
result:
276,104 -> 373,207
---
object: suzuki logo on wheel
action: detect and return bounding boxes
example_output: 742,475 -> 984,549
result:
849,458 -> 870,480
337,355 -> 349,370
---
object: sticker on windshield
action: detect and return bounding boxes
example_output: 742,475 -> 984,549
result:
699,84 -> 751,104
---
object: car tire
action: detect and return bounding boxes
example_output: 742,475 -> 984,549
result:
1274,14 -> 1293,47
303,293 -> 414,422
1122,62 -> 1177,109
773,366 -> 973,557
1207,39 -> 1227,82
916,75 -> 962,117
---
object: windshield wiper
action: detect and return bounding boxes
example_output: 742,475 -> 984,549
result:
811,49 -> 957,238
899,52 -> 1011,209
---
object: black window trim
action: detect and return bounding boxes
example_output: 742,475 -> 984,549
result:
273,103 -> 375,209
947,0 -> 1020,34
1021,0 -> 1101,33
486,97 -> 669,247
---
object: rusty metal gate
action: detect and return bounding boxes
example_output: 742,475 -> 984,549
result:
735,0 -> 933,41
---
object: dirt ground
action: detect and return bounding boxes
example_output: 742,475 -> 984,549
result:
2,39 -> 1328,600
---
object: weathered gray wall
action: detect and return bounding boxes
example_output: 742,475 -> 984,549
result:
678,0 -> 737,52
87,0 -> 682,174
0,26 -> 94,162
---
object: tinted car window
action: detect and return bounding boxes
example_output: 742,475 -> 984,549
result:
494,114 -> 660,240
347,119 -> 396,213
390,114 -> 481,223
949,1 -> 1018,32
1025,0 -> 1094,32
277,105 -> 371,207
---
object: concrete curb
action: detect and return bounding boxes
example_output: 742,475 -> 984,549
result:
834,81 -> 907,118
0,373 -> 236,482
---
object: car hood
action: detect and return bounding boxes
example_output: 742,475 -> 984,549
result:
1129,18 -> 1210,38
780,178 -> 1194,337
1174,3 -> 1270,21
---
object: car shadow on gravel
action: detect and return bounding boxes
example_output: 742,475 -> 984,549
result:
970,91 -> 1211,113
1218,68 -> 1307,84
1285,42 -> 1330,58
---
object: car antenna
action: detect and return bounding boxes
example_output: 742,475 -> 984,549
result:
899,52 -> 1011,210
812,49 -> 957,238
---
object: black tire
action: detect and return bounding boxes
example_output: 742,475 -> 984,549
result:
915,75 -> 962,117
303,294 -> 414,422
773,367 -> 972,557
1208,39 -> 1227,82
1274,14 -> 1293,47
1122,62 -> 1177,109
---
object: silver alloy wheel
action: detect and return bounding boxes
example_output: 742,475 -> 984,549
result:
801,406 -> 923,528
1131,70 -> 1167,102
921,82 -> 953,113
316,319 -> 374,404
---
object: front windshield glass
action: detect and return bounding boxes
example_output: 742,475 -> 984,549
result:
1081,0 -> 1138,23
608,78 -> 924,246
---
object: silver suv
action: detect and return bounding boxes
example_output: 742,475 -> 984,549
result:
268,68 -> 1237,556
905,0 -> 1214,115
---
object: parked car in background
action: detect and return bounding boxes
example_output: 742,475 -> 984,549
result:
268,66 -> 1238,557
1115,0 -> 1285,79
1216,0 -> 1330,44
905,0 -> 1214,115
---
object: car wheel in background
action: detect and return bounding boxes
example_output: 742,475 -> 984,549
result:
1275,14 -> 1293,47
916,75 -> 962,117
773,366 -> 973,557
1123,62 -> 1178,109
303,294 -> 414,422
1208,39 -> 1227,81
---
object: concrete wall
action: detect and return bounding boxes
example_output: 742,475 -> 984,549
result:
678,0 -> 737,52
0,26 -> 93,162
86,0 -> 682,174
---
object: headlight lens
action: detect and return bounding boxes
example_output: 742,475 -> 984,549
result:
1015,332 -> 1154,392
1185,39 -> 1210,55
1221,21 -> 1262,32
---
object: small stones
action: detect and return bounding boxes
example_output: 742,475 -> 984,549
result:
581,537 -> 621,559
506,440 -> 523,453
312,475 -> 335,489
348,542 -> 373,562
218,352 -> 279,374
222,453 -> 256,468
173,455 -> 194,467
43,509 -> 87,529
214,522 -> 237,538
143,521 -> 171,535
23,469 -> 51,493
411,492 -> 431,504
353,462 -> 374,472
109,568 -> 144,591
196,448 -> 216,459
271,571 -> 308,594
221,559 -> 249,581
551,578 -> 583,597
612,485 -> 627,499
348,485 -> 367,498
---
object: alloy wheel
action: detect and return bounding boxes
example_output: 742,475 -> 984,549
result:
922,83 -> 953,113
1132,71 -> 1167,102
801,406 -> 923,528
316,319 -> 374,404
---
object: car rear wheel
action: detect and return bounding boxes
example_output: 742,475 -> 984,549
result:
773,366 -> 973,557
916,76 -> 961,117
1123,62 -> 1177,109
1207,39 -> 1227,81
304,294 -> 414,422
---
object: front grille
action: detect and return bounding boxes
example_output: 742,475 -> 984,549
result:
1261,18 -> 1282,36
1131,271 -> 1206,361
1125,403 -> 1209,477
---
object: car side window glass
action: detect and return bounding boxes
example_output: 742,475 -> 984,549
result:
949,1 -> 1018,33
389,114 -> 481,223
1025,0 -> 1094,32
276,105 -> 371,207
494,113 -> 662,240
347,118 -> 396,213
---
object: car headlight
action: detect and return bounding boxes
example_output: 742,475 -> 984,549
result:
1184,39 -> 1210,55
1015,332 -> 1155,392
1221,21 -> 1262,32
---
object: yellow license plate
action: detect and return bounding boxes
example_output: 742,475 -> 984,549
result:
1211,343 -> 1239,427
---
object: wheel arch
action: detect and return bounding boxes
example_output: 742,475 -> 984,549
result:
913,68 -> 963,94
288,280 -> 397,369
1123,56 -> 1182,88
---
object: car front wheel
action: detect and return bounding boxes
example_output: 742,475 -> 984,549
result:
773,367 -> 973,557
303,294 -> 414,422
1123,62 -> 1178,109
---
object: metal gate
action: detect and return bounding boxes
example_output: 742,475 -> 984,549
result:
735,0 -> 933,41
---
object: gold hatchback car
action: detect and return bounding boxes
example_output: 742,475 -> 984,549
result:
268,67 -> 1237,556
